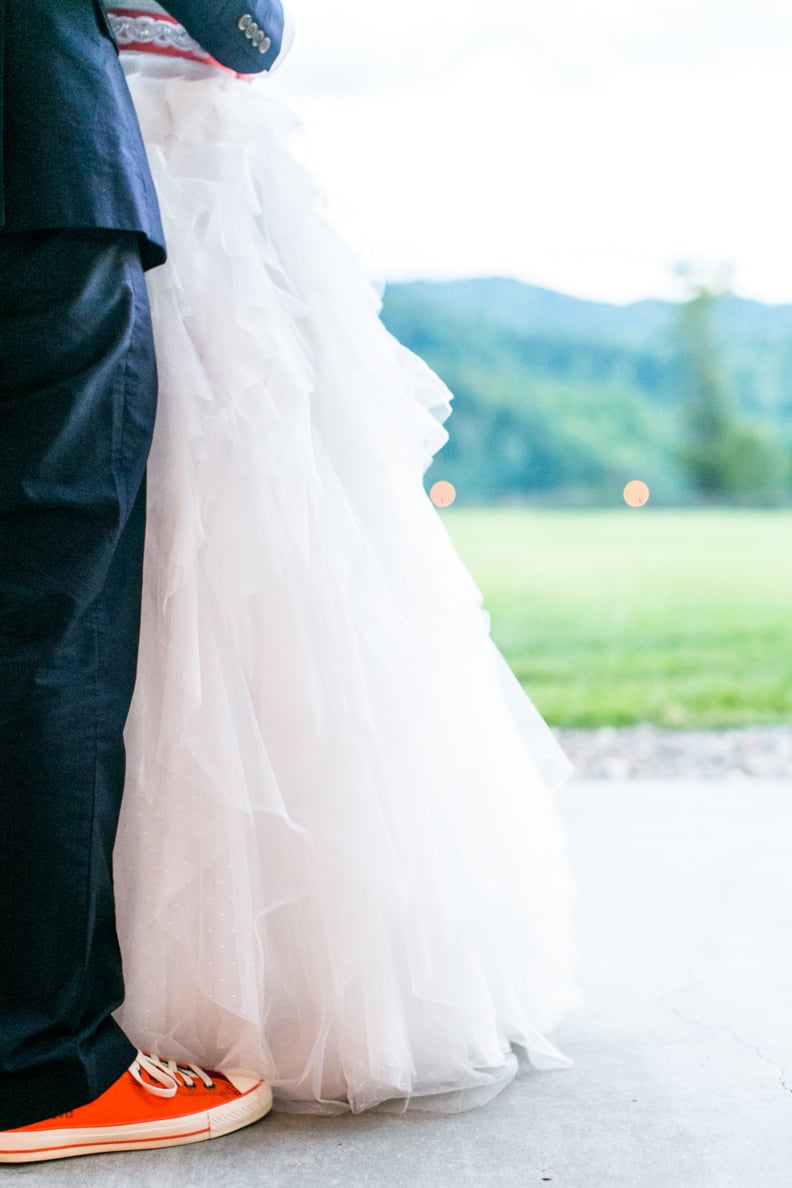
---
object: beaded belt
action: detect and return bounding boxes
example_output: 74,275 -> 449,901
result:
106,8 -> 217,65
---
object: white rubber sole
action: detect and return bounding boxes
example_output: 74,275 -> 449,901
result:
0,1079 -> 273,1163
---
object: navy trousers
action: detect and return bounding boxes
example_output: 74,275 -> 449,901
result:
0,229 -> 157,1129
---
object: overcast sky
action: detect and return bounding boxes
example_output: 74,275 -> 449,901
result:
266,0 -> 792,304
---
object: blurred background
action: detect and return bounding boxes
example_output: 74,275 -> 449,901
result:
269,0 -> 792,738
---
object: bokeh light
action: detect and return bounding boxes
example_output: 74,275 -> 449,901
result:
623,480 -> 650,507
430,480 -> 456,508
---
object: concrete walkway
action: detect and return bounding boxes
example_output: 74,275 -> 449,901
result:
12,778 -> 792,1187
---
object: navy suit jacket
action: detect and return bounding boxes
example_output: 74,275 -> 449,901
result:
0,0 -> 286,268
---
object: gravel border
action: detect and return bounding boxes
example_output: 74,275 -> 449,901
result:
554,725 -> 792,780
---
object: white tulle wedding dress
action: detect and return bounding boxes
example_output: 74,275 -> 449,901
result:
109,4 -> 583,1115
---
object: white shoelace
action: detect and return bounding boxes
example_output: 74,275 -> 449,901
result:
130,1051 -> 216,1098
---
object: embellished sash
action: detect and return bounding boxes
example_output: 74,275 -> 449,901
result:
106,8 -> 216,65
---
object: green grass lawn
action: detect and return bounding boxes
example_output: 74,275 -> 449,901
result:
442,508 -> 792,729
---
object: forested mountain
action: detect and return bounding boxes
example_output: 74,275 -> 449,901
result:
380,279 -> 792,504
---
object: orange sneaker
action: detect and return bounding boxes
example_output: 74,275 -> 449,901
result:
0,1051 -> 272,1163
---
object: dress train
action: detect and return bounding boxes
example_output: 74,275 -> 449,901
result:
114,60 -> 583,1114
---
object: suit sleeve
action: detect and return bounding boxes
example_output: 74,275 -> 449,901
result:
158,0 -> 290,74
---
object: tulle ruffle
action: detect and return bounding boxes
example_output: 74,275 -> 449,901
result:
114,62 -> 582,1114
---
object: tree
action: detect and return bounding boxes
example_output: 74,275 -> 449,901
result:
674,264 -> 790,502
